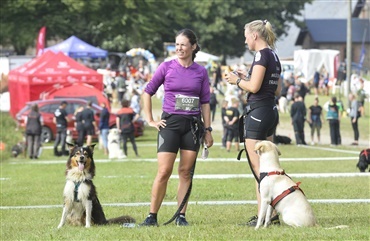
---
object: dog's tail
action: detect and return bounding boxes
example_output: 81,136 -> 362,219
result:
107,215 -> 136,224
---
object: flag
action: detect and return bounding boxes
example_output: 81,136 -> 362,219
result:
358,44 -> 365,69
36,26 -> 46,57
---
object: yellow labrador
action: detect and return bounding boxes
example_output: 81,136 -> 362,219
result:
254,141 -> 316,229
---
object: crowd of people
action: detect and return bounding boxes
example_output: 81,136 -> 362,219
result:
206,64 -> 367,148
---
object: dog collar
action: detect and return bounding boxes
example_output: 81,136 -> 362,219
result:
259,170 -> 286,183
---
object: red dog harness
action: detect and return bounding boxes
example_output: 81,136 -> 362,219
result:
259,170 -> 305,208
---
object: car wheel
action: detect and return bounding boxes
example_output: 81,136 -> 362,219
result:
41,126 -> 53,143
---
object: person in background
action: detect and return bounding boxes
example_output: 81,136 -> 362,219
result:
116,99 -> 139,157
224,98 -> 240,152
348,93 -> 360,146
116,71 -> 127,103
326,96 -> 341,146
295,77 -> 309,101
336,62 -> 346,86
74,105 -> 84,146
25,104 -> 43,159
357,78 -> 367,117
307,97 -> 324,145
99,102 -> 110,155
313,70 -> 320,96
221,99 -> 228,149
290,93 -> 307,145
130,88 -> 141,116
53,101 -> 70,156
225,19 -> 282,226
209,85 -> 218,122
212,62 -> 224,96
81,101 -> 97,146
141,28 -> 213,227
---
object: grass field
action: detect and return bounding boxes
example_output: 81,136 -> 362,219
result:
1,93 -> 370,240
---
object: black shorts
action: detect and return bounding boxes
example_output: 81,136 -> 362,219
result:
157,112 -> 201,153
226,128 -> 239,142
244,105 -> 279,140
84,128 -> 95,136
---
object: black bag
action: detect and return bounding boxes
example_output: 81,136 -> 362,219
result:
274,135 -> 292,145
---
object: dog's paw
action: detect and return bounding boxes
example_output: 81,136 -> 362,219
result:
57,224 -> 63,229
85,224 -> 91,228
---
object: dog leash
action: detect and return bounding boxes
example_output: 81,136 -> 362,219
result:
236,114 -> 260,183
237,143 -> 259,183
163,117 -> 203,226
162,160 -> 196,226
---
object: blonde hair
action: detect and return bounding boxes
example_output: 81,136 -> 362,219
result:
244,19 -> 277,50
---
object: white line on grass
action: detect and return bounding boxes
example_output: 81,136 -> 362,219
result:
3,172 -> 368,182
170,173 -> 370,179
296,145 -> 360,154
1,199 -> 369,210
9,156 -> 359,165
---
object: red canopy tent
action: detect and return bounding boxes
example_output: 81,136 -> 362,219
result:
8,51 -> 103,117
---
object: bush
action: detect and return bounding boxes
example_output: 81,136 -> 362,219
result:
0,112 -> 24,161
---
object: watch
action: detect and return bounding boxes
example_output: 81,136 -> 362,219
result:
236,78 -> 242,88
205,127 -> 213,132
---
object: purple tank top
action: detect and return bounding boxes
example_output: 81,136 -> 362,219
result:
145,59 -> 210,115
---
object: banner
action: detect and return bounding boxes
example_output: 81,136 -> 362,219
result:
358,45 -> 365,69
36,26 -> 46,57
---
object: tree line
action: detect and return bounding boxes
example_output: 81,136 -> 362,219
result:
0,0 -> 311,62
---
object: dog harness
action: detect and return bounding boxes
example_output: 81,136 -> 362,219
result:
259,170 -> 305,208
74,181 -> 81,202
360,149 -> 370,161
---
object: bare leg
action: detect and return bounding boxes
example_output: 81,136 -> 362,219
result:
149,152 -> 177,213
177,150 -> 197,213
245,139 -> 260,212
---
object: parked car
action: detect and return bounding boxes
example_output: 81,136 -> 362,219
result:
15,98 -> 144,143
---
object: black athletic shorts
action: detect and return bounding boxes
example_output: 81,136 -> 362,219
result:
244,105 -> 279,140
157,112 -> 201,153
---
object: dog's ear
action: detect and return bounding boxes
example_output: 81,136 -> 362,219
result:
66,142 -> 75,150
88,144 -> 96,153
254,141 -> 264,153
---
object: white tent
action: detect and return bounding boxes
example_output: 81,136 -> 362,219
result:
294,49 -> 340,82
164,51 -> 220,63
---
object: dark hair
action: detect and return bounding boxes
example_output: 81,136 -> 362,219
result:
121,99 -> 130,107
176,29 -> 200,61
331,96 -> 337,104
61,101 -> 68,106
31,104 -> 39,112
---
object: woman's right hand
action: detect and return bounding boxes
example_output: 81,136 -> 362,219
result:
148,119 -> 166,131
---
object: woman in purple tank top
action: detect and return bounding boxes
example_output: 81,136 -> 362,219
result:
140,29 -> 214,226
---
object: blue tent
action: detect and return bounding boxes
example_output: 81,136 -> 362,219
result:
45,36 -> 107,58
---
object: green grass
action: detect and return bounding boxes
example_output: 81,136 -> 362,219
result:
1,94 -> 370,240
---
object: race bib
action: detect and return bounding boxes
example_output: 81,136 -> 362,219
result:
175,94 -> 199,111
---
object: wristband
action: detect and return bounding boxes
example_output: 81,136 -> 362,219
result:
236,78 -> 242,88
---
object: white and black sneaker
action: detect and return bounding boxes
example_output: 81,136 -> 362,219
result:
175,215 -> 189,226
139,214 -> 158,227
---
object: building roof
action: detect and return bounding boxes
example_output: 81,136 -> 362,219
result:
296,18 -> 370,45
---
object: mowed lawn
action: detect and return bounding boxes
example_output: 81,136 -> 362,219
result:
1,135 -> 369,240
1,95 -> 369,240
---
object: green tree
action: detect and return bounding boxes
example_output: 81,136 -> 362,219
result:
0,0 -> 311,59
187,0 -> 310,62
